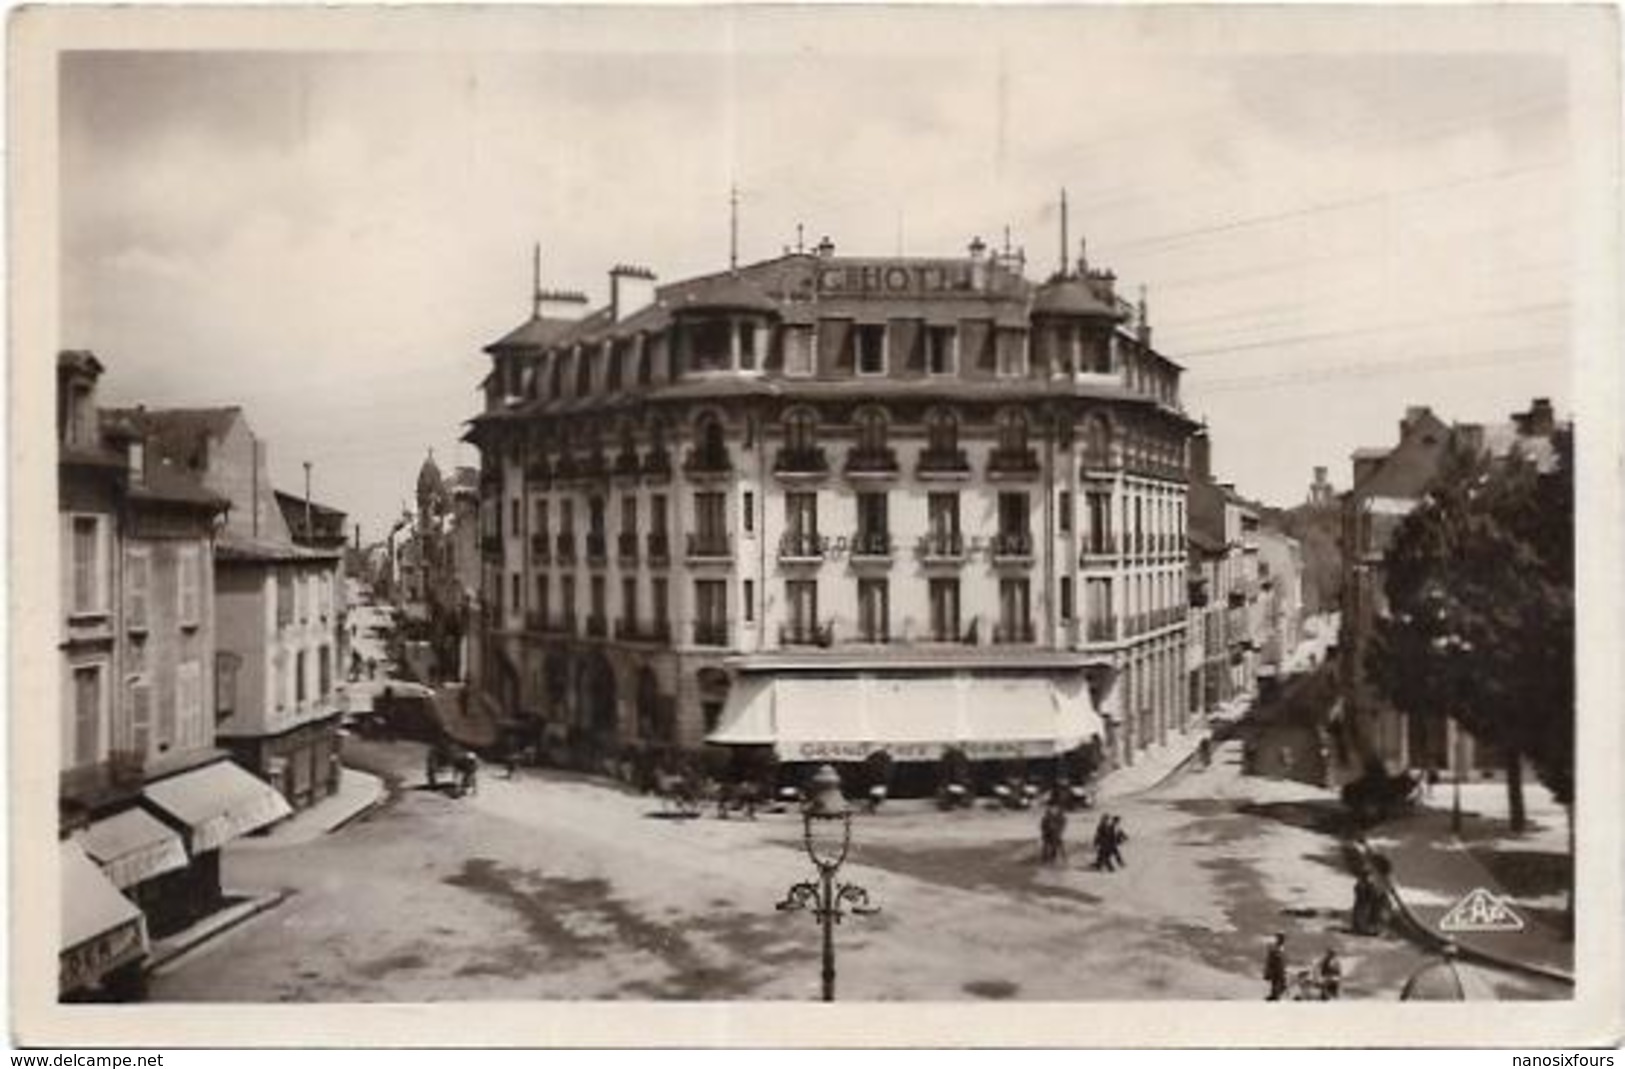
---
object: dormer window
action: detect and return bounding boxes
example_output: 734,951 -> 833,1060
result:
575,346 -> 592,397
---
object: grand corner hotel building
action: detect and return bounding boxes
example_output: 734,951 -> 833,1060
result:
467,234 -> 1197,786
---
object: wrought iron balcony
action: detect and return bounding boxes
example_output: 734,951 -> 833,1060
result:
647,531 -> 671,564
580,452 -> 609,482
524,461 -> 551,487
686,532 -> 733,560
586,616 -> 608,638
774,446 -> 830,477
530,533 -> 551,563
778,531 -> 825,562
553,454 -> 580,482
919,530 -> 965,561
614,451 -> 642,479
693,620 -> 729,647
991,530 -> 1034,560
643,449 -> 673,480
683,447 -> 733,478
1085,617 -> 1117,643
917,448 -> 971,478
481,534 -> 503,557
1080,534 -> 1118,560
555,532 -> 577,562
844,447 -> 899,478
617,532 -> 639,564
987,447 -> 1041,478
850,530 -> 892,560
586,532 -> 608,563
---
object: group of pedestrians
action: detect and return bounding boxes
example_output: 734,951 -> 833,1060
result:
1036,804 -> 1130,872
1263,933 -> 1343,1000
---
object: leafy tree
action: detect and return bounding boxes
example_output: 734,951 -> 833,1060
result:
1369,429 -> 1573,836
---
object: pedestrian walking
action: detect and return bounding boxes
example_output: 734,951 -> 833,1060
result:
1263,933 -> 1289,1001
1107,814 -> 1128,869
1092,814 -> 1115,871
1317,947 -> 1343,1000
1039,802 -> 1067,864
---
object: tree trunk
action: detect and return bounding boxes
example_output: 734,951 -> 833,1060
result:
1505,751 -> 1527,834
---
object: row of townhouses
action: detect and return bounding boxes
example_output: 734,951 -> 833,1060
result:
461,235 -> 1306,791
57,352 -> 348,1000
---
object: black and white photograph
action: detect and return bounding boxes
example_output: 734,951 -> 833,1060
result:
9,3 -> 1622,1049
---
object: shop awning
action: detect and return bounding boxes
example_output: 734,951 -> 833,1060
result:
143,760 -> 292,854
60,840 -> 147,994
707,672 -> 1104,763
78,808 -> 189,890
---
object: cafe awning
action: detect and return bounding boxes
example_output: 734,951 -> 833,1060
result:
143,760 -> 292,854
707,672 -> 1103,763
60,840 -> 147,994
78,807 -> 189,890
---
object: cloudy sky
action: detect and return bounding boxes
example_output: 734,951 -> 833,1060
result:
58,8 -> 1605,540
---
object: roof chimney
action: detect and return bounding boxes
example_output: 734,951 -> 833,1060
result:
1188,428 -> 1212,481
815,235 -> 835,259
536,289 -> 590,322
609,265 -> 657,323
1522,397 -> 1556,437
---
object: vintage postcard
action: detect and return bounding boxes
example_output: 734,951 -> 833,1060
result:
8,3 -> 1622,1049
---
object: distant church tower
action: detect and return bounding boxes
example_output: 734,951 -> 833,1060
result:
415,449 -> 448,601
1307,465 -> 1336,506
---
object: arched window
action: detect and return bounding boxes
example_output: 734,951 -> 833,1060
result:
926,408 -> 958,455
785,408 -> 818,453
854,406 -> 888,455
996,408 -> 1029,454
1082,414 -> 1113,468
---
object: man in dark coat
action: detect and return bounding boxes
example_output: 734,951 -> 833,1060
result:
1107,814 -> 1128,869
1264,933 -> 1289,1001
1093,814 -> 1115,871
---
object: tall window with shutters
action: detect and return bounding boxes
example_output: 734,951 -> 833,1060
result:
126,547 -> 150,631
177,544 -> 201,629
70,516 -> 104,616
176,661 -> 202,749
129,678 -> 152,758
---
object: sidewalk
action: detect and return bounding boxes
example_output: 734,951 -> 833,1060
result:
1362,781 -> 1574,982
1097,715 -> 1228,799
233,766 -> 386,850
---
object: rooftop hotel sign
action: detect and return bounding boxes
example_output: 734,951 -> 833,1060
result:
814,260 -> 982,298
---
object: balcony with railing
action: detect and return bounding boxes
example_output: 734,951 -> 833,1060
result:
844,447 -> 899,480
991,529 -> 1035,563
993,618 -> 1036,644
647,531 -> 671,565
919,530 -> 966,562
849,530 -> 892,562
553,454 -> 580,482
555,532 -> 577,563
916,448 -> 971,479
615,617 -> 672,644
481,534 -> 503,558
693,619 -> 730,647
586,616 -> 608,638
643,448 -> 673,481
778,530 -> 825,564
617,532 -> 639,564
524,611 -> 549,633
1079,533 -> 1118,563
524,461 -> 551,488
773,446 -> 830,480
686,532 -> 733,561
1085,615 -> 1118,644
580,452 -> 609,482
780,621 -> 833,648
987,447 -> 1041,480
614,450 -> 642,480
530,533 -> 551,564
683,446 -> 732,480
586,532 -> 608,564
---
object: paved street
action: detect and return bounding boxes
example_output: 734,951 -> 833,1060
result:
150,738 -> 1568,1002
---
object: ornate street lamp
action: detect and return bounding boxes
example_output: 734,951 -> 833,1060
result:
776,764 -> 880,1001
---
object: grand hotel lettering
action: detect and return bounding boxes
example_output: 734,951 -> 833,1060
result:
815,261 -> 979,298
